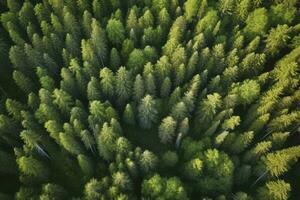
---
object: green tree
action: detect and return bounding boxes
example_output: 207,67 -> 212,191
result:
106,18 -> 125,45
229,131 -> 254,154
244,8 -> 268,39
116,67 -> 132,106
257,180 -> 291,200
110,48 -> 121,70
59,132 -> 84,155
123,104 -> 135,125
265,25 -> 291,56
97,123 -> 118,160
112,171 -> 132,191
127,49 -> 145,73
263,146 -> 300,177
84,178 -> 103,200
12,71 -> 35,95
197,93 -> 222,124
221,116 -> 240,131
160,77 -> 171,98
100,67 -> 115,100
53,89 -> 74,114
184,0 -> 200,22
91,18 -> 107,65
158,116 -> 177,144
63,10 -> 81,40
184,158 -> 203,180
87,77 -> 101,101
198,149 -> 234,194
139,150 -> 158,173
133,74 -> 145,102
171,102 -> 188,122
39,183 -> 67,200
138,95 -> 158,129
17,156 -> 49,182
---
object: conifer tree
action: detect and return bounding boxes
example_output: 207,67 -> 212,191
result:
133,74 -> 145,102
123,104 -> 135,125
158,116 -> 177,144
257,180 -> 291,200
106,18 -> 125,45
91,18 -> 107,65
17,156 -> 50,182
265,24 -> 291,56
139,150 -> 158,173
244,8 -> 268,39
100,67 -> 115,100
138,95 -> 158,129
0,1 -> 300,199
116,67 -> 132,106
59,132 -> 84,155
97,123 -> 118,161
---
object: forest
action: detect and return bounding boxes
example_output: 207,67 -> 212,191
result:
0,0 -> 300,199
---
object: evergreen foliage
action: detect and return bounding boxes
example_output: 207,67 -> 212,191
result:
0,0 -> 299,199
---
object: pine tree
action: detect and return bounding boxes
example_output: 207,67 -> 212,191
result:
39,183 -> 67,200
12,71 -> 36,95
158,116 -> 177,144
87,77 -> 101,101
78,154 -> 94,180
184,0 -> 200,22
17,156 -> 49,182
263,146 -> 300,177
53,89 -> 74,114
84,178 -> 103,200
63,10 -> 81,40
123,104 -> 135,125
257,180 -> 291,200
110,48 -> 121,70
106,18 -> 125,45
138,95 -> 158,129
59,132 -> 84,155
81,39 -> 99,67
221,116 -> 240,131
184,158 -> 203,179
160,77 -> 171,98
97,123 -> 118,160
265,24 -> 291,56
244,8 -> 268,39
138,9 -> 154,29
91,18 -> 107,65
133,74 -> 145,102
145,73 -> 156,96
112,171 -> 132,191
127,49 -> 145,73
197,93 -> 222,124
116,67 -> 132,106
171,101 -> 188,122
100,67 -> 115,100
139,150 -> 158,173
229,131 -> 254,154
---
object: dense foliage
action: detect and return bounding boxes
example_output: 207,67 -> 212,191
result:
0,0 -> 300,199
